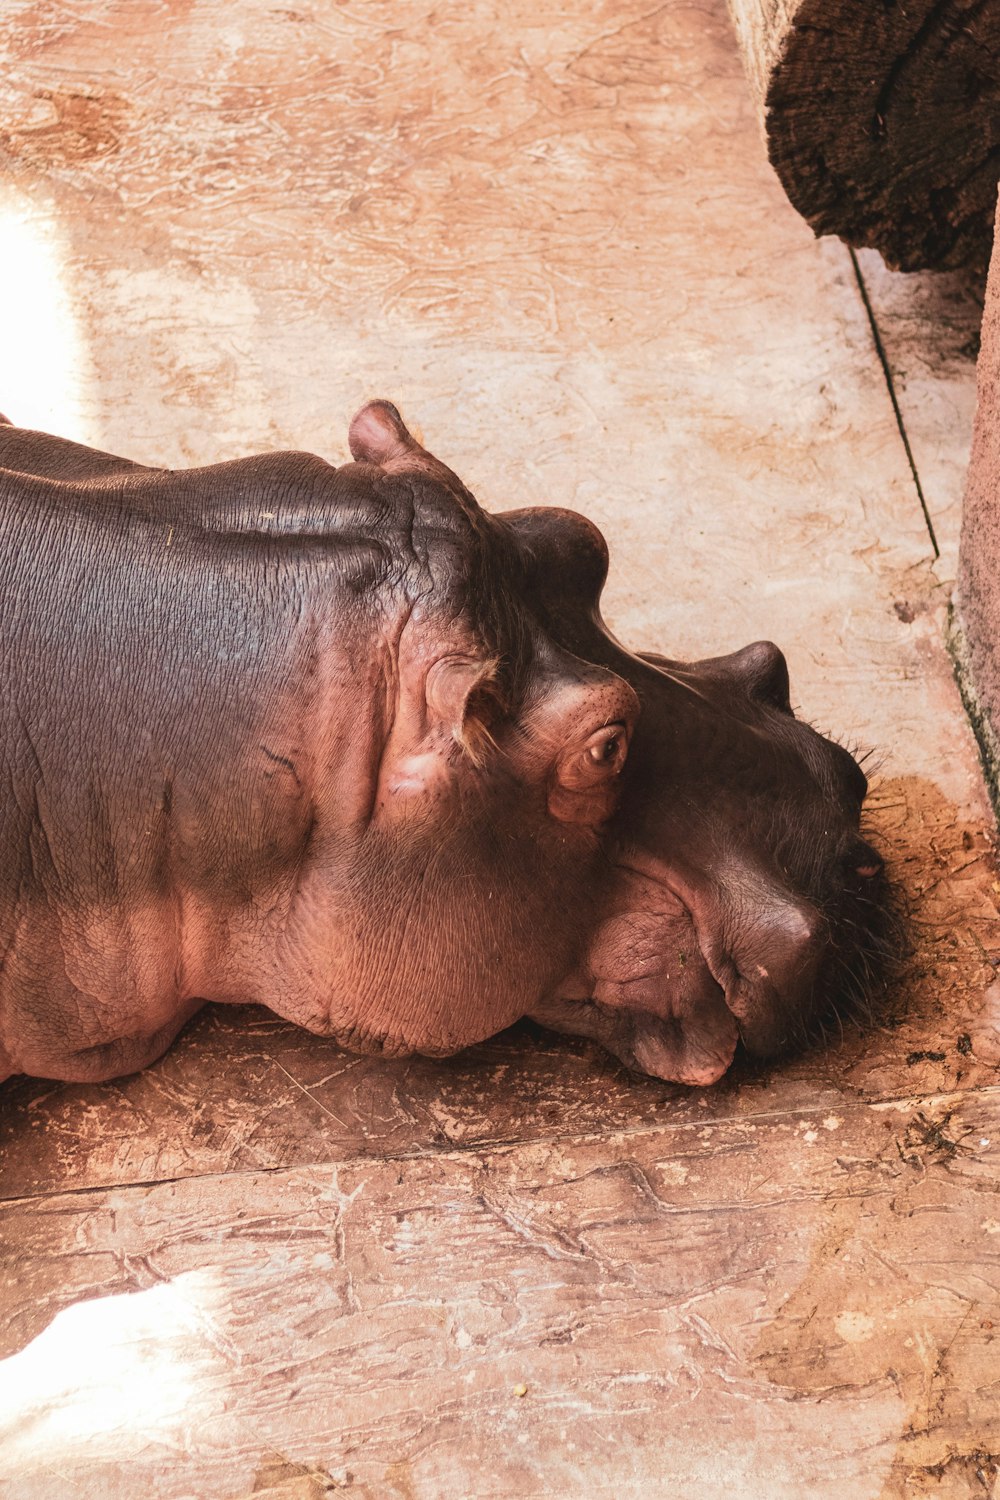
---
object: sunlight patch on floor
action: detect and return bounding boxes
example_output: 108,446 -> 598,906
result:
0,187 -> 91,440
0,1269 -> 231,1467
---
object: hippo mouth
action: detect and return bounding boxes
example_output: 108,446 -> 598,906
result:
620,970 -> 740,1086
581,866 -> 742,1087
575,847 -> 841,1086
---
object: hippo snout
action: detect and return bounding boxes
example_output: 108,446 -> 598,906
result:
715,899 -> 828,1057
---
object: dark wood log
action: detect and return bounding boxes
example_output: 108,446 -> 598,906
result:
956,194 -> 1000,797
726,0 -> 1000,271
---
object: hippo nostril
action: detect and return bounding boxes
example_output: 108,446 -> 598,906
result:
732,640 -> 792,713
845,841 -> 883,879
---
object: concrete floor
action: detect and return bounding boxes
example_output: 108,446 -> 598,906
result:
0,1 -> 998,1496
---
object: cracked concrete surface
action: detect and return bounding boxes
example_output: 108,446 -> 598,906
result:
0,1 -> 997,1497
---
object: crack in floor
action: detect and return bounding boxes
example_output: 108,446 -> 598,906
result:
850,245 -> 941,560
3,1080 -> 999,1209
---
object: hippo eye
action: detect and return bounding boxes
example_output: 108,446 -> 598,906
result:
590,730 -> 622,764
588,724 -> 627,768
560,723 -> 630,789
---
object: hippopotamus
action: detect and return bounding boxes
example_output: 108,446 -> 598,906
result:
0,401 -> 898,1090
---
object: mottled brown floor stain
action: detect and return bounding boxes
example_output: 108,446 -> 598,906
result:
745,778 -> 1000,1493
381,1460 -> 421,1500
854,773 -> 1000,1076
246,1451 -> 349,1497
0,87 -> 126,167
881,1447 -> 1000,1500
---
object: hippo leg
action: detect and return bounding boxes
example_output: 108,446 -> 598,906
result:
11,999 -> 206,1085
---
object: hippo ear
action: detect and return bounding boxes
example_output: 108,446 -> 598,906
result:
349,400 -> 419,467
377,654 -> 503,814
349,399 -> 471,491
426,655 -> 504,766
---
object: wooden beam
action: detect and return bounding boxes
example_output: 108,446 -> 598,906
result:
726,0 -> 1000,270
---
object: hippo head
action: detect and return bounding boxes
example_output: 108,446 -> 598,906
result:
346,404 -> 901,1083
502,505 -> 903,1085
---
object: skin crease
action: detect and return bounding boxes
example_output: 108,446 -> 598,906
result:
0,403 -> 895,1089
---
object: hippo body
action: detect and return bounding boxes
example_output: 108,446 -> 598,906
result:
0,403 -> 897,1088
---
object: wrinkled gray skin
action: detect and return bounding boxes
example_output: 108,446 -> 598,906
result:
0,401 -> 890,1089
